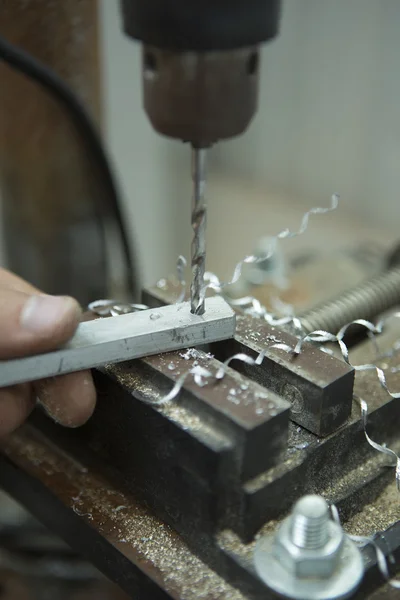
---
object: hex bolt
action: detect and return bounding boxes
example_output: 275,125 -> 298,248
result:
290,495 -> 330,550
299,265 -> 400,335
254,494 -> 364,600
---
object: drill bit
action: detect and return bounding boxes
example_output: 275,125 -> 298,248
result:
190,147 -> 207,315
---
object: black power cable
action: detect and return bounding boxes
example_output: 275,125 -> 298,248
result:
0,34 -> 138,300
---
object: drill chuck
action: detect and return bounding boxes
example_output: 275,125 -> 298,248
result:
141,45 -> 260,147
120,0 -> 281,146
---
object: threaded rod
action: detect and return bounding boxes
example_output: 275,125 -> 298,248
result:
300,266 -> 400,334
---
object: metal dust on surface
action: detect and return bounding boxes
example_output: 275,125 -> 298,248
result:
1,426 -> 245,600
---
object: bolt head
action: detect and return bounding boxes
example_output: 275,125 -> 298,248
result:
273,518 -> 344,579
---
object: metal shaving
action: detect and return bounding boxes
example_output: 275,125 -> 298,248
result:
88,299 -> 148,316
158,365 -> 213,403
168,194 -> 340,330
330,504 -> 400,590
157,308 -> 400,408
292,314 -> 400,491
225,295 -> 302,329
354,395 -> 400,491
158,345 -> 292,403
295,313 -> 400,399
215,345 -> 292,380
329,391 -> 400,590
204,193 -> 339,294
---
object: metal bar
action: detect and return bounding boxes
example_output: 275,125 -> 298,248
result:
0,297 -> 235,387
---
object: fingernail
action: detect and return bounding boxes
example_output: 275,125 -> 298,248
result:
20,295 -> 81,332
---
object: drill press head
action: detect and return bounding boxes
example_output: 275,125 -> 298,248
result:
120,0 -> 281,147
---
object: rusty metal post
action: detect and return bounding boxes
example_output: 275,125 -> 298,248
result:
0,0 -> 108,304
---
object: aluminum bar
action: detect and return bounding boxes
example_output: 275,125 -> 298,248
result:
0,297 -> 235,387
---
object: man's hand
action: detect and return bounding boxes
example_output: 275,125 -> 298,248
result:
0,268 -> 96,436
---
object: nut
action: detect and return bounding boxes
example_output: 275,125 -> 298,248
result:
273,518 -> 344,579
254,494 -> 364,599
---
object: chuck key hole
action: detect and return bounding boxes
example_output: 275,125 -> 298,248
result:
247,52 -> 259,76
144,51 -> 158,76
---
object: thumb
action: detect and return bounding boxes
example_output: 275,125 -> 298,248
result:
0,289 -> 82,359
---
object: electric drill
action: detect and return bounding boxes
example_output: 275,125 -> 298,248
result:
119,0 -> 282,314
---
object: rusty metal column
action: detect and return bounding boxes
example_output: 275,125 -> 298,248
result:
0,0 -> 108,305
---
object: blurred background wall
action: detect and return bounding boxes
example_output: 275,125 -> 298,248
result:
212,0 -> 400,222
